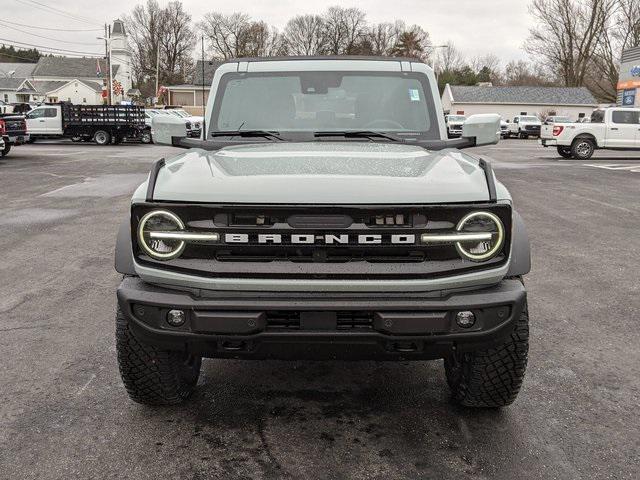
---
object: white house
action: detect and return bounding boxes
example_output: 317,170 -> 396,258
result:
0,19 -> 133,105
441,84 -> 598,121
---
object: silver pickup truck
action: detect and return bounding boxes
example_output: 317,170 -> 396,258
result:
114,57 -> 531,408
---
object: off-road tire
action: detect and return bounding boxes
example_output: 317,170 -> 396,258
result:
115,306 -> 202,405
445,302 -> 529,408
571,137 -> 595,160
557,146 -> 573,159
1,143 -> 11,156
94,130 -> 111,145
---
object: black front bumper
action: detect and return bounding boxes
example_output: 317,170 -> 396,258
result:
117,277 -> 526,360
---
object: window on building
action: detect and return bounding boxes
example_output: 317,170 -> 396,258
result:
3,94 -> 8,102
611,110 -> 640,124
48,97 -> 58,103
83,98 -> 87,103
578,113 -> 585,118
520,111 -> 527,115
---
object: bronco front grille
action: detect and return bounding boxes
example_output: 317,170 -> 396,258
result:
132,203 -> 512,280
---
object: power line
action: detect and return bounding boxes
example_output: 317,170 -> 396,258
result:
14,0 -> 102,27
0,21 -> 99,46
0,39 -> 102,57
19,0 -> 103,26
0,19 -> 102,32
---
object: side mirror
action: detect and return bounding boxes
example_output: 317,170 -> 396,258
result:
151,115 -> 188,146
462,114 -> 500,146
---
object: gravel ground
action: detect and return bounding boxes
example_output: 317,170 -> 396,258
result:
0,139 -> 638,480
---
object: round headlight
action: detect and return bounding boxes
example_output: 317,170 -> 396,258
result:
455,211 -> 505,261
137,210 -> 186,260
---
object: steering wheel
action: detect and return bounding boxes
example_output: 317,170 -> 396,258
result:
362,119 -> 404,129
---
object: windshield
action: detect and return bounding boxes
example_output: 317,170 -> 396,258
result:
212,71 -> 438,139
520,116 -> 539,122
448,115 -> 465,122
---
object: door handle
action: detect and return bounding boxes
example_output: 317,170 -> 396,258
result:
610,127 -> 618,130
39,120 -> 45,122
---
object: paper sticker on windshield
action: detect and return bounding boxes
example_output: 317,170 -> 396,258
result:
409,89 -> 420,102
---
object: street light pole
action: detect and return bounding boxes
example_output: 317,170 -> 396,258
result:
430,44 -> 450,80
99,28 -> 113,105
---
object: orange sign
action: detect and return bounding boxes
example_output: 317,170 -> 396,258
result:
617,79 -> 640,89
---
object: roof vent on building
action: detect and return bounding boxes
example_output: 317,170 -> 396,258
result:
476,82 -> 493,87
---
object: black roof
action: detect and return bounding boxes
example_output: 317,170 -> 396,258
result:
449,85 -> 597,106
192,60 -> 224,85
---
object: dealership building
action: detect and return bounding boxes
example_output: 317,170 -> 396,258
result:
441,84 -> 598,121
617,45 -> 640,106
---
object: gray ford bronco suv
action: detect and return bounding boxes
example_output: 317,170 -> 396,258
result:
115,57 -> 531,407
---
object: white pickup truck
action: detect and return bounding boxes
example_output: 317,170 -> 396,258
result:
507,115 -> 542,139
540,107 -> 640,159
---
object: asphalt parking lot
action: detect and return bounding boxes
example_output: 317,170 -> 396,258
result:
1,139 -> 639,480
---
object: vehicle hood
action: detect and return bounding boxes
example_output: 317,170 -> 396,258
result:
150,142 -> 494,204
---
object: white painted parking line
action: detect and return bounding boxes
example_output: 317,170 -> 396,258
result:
584,163 -> 640,173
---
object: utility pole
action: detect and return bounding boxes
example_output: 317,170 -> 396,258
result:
155,42 -> 160,106
108,24 -> 114,105
103,23 -> 110,105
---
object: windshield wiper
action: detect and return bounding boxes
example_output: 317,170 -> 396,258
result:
314,130 -> 403,142
210,130 -> 283,141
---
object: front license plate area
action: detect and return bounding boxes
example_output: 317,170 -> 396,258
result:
300,311 -> 337,330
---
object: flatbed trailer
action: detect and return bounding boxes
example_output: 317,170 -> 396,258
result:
26,103 -> 146,145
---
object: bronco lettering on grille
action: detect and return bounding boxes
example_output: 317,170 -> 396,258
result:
223,233 -> 417,245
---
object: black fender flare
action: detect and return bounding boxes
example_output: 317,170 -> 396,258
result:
572,133 -> 599,148
115,217 -> 136,275
507,210 -> 531,277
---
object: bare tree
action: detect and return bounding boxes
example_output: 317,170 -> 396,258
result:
502,60 -> 552,86
434,41 -> 466,73
323,6 -> 367,55
587,0 -> 640,102
124,0 -> 194,98
200,13 -> 285,59
366,21 -> 404,56
200,12 -> 252,59
525,0 -> 617,87
283,15 -> 326,55
158,2 -> 195,84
